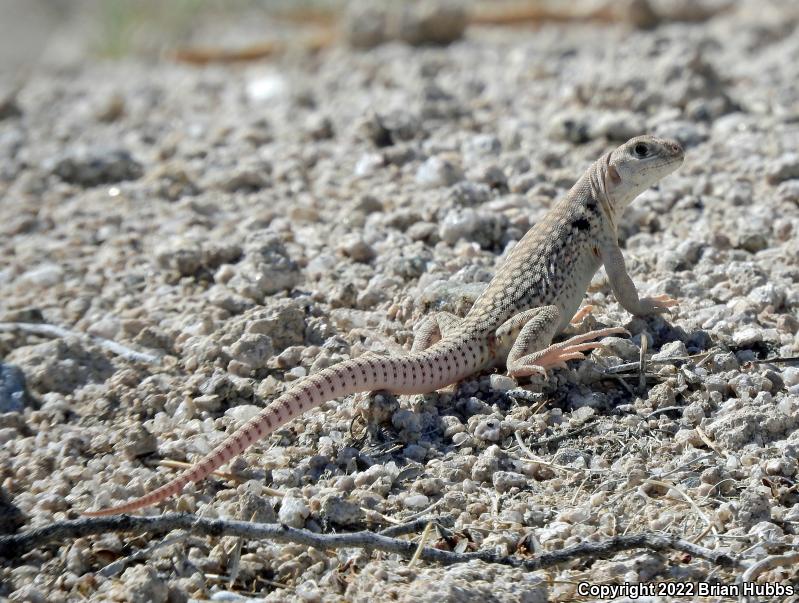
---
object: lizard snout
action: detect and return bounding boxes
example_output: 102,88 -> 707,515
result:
667,140 -> 684,157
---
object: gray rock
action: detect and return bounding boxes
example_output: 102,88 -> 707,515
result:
0,486 -> 25,534
119,564 -> 169,603
705,402 -> 797,449
0,362 -> 29,413
492,471 -> 527,493
7,339 -> 114,395
737,487 -> 772,527
246,302 -> 306,352
782,367 -> 799,388
228,333 -> 274,371
653,121 -> 708,147
278,497 -> 310,528
228,234 -> 301,302
767,153 -> 799,185
16,263 -> 64,288
213,161 -> 271,192
463,134 -> 502,163
489,373 -> 516,392
346,559 -> 548,602
471,454 -> 499,482
470,164 -> 508,191
321,494 -> 364,526
416,156 -> 463,188
439,208 -> 507,249
473,417 -> 502,442
338,234 -> 376,263
447,181 -> 492,207
50,147 -> 143,186
648,383 -> 677,408
733,327 -> 763,348
548,113 -> 591,144
776,180 -> 799,204
345,1 -> 466,48
651,341 -> 688,361
591,111 -> 647,141
747,283 -> 786,310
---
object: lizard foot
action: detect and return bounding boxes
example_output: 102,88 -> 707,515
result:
507,327 -> 629,378
569,304 -> 594,325
639,294 -> 679,314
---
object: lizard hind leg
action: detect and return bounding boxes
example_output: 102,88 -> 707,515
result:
497,305 -> 629,378
411,311 -> 462,352
507,326 -> 629,377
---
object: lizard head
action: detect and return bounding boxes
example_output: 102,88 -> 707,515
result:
602,135 -> 684,208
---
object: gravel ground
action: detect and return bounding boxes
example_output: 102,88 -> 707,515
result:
2,1 -> 799,601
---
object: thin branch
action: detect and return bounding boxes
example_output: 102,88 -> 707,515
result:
646,406 -> 685,419
408,521 -> 434,567
641,478 -> 714,531
0,322 -> 161,364
739,551 -> 799,603
696,425 -> 730,459
0,513 -> 742,571
638,333 -> 648,392
512,430 -> 607,474
745,356 -> 799,365
378,516 -> 451,538
156,460 -> 286,497
602,349 -> 719,375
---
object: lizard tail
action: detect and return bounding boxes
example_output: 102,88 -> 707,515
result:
83,342 -> 472,516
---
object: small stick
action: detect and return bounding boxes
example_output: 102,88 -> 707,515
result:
638,334 -> 648,392
379,516 -> 452,538
745,356 -> 799,365
738,551 -> 799,603
0,513 -> 742,570
408,521 -> 434,568
156,460 -> 285,497
641,478 -> 713,530
696,425 -> 729,459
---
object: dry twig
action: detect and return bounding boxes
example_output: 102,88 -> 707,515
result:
738,551 -> 799,603
0,513 -> 741,571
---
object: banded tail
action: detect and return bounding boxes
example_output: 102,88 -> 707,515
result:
83,338 -> 486,516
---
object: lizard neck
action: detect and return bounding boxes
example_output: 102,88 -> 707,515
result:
588,153 -> 620,232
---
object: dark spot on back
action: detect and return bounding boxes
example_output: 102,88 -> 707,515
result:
572,217 -> 590,231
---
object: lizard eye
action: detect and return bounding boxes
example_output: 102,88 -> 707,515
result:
633,143 -> 649,157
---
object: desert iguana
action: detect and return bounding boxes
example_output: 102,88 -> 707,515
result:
85,135 -> 684,516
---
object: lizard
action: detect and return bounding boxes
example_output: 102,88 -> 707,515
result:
84,134 -> 684,516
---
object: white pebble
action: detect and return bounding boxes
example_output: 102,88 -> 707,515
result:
403,494 -> 429,509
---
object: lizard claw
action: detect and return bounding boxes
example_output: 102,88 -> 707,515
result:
639,294 -> 679,314
507,327 -> 627,378
569,304 -> 594,325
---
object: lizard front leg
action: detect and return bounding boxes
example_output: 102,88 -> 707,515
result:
411,311 -> 462,352
497,306 -> 627,378
600,240 -> 678,315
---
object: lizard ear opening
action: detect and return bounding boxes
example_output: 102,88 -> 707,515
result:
605,164 -> 621,188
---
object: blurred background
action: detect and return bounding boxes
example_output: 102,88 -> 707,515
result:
0,0 -> 741,75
